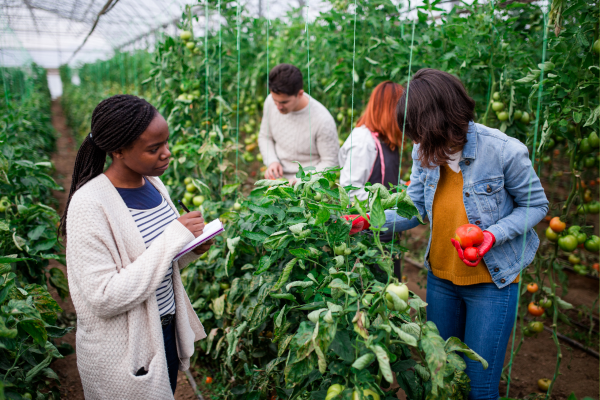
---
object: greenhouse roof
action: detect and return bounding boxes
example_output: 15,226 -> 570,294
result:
1,0 -> 466,69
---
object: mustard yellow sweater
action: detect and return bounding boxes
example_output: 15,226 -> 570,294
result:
429,165 -> 518,285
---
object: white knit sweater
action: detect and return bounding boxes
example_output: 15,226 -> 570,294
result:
66,174 -> 206,400
258,93 -> 340,179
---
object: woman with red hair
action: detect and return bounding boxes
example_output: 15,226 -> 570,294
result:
338,81 -> 405,202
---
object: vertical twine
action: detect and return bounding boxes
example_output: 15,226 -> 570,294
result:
349,0 -> 358,181
506,6 -> 549,397
304,3 -> 312,164
389,20 -> 416,268
235,0 -> 241,181
205,0 -> 209,125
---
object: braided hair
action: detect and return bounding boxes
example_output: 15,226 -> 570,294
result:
59,94 -> 157,237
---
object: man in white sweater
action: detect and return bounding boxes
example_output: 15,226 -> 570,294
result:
258,64 -> 339,179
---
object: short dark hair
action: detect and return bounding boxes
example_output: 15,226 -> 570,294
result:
396,68 -> 475,168
269,64 -> 303,96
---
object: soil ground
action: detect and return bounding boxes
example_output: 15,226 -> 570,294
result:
46,100 -> 199,399
44,100 -> 598,399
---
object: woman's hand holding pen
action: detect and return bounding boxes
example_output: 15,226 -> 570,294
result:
178,211 -> 206,237
177,201 -> 214,256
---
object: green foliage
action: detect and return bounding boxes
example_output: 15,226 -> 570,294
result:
0,65 -> 70,399
183,168 -> 485,399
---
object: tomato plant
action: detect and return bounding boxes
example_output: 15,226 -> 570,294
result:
0,65 -> 71,399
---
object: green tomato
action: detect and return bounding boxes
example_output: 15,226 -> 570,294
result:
522,326 -> 535,337
594,39 -> 600,54
183,192 -> 194,202
539,298 -> 552,309
528,321 -> 544,333
186,183 -> 197,193
385,283 -> 409,311
545,227 -> 559,242
184,177 -> 193,185
180,31 -> 192,41
314,193 -> 322,201
233,202 -> 242,211
492,102 -> 505,112
588,201 -> 600,214
337,113 -> 344,122
588,131 -> 600,148
0,197 -> 9,212
521,112 -> 530,124
497,111 -> 509,122
334,243 -> 347,256
584,235 -> 600,252
558,234 -> 578,252
365,80 -> 374,89
580,138 -> 592,154
220,282 -> 230,290
326,384 -> 346,400
186,41 -> 196,50
584,156 -> 596,168
546,138 -> 555,148
256,153 -> 263,162
513,110 -> 523,121
492,92 -> 501,101
352,388 -> 380,400
568,253 -> 581,265
192,195 -> 205,206
576,232 -> 587,244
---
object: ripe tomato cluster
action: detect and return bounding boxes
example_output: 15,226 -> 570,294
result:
454,224 -> 485,263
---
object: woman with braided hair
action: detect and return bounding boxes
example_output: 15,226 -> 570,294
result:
61,94 -> 210,399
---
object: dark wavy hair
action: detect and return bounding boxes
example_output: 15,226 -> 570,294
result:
396,68 -> 475,168
269,64 -> 303,96
59,94 -> 157,236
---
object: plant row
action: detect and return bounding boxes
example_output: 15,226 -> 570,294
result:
0,65 -> 71,400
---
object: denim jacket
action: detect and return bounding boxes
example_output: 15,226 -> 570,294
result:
384,122 -> 549,288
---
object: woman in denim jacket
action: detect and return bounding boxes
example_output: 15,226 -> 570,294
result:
380,69 -> 548,399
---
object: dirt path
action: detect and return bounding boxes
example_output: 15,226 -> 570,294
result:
47,99 -> 198,399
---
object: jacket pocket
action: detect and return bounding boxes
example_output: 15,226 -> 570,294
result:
473,177 -> 504,216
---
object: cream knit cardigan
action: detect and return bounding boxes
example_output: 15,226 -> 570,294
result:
66,174 -> 206,400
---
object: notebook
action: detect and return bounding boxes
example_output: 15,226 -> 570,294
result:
173,219 -> 224,262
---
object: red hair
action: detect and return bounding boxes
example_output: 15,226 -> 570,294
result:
356,81 -> 405,150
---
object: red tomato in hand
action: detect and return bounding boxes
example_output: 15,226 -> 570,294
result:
463,247 -> 479,262
454,224 -> 484,248
528,302 -> 545,317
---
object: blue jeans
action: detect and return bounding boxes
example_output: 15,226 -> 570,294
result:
426,272 -> 518,400
163,317 -> 179,394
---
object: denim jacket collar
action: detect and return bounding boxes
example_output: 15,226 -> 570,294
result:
461,121 -> 478,160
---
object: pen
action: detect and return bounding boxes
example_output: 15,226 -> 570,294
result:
178,200 -> 191,213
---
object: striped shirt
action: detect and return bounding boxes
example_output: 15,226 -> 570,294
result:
116,180 -> 178,317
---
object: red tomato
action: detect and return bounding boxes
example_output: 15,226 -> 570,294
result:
206,377 -> 213,384
463,247 -> 479,262
543,215 -> 551,222
528,302 -> 545,317
593,263 -> 599,272
454,224 -> 484,248
527,283 -> 538,293
406,180 -> 411,186
549,217 -> 566,233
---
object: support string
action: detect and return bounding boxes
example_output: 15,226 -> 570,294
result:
506,5 -> 549,396
389,19 -> 416,269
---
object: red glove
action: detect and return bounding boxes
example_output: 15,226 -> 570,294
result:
341,215 -> 371,235
450,231 -> 495,267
